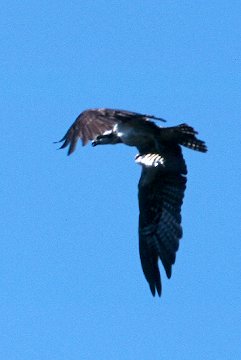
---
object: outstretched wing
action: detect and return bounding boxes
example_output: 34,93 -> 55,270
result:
56,108 -> 166,155
137,148 -> 187,296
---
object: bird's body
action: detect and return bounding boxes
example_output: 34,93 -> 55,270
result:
57,108 -> 207,296
96,119 -> 159,152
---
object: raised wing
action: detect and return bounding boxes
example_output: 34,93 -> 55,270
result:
56,109 -> 116,155
137,149 -> 187,296
56,108 -> 166,155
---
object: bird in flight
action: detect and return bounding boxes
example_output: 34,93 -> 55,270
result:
57,108 -> 207,296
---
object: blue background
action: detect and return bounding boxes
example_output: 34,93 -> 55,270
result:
1,1 -> 240,359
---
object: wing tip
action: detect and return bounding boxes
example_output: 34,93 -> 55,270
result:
147,114 -> 167,123
149,282 -> 162,297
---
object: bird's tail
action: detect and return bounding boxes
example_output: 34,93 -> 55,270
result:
174,124 -> 207,153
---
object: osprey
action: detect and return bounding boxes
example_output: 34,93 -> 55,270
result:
57,108 -> 207,296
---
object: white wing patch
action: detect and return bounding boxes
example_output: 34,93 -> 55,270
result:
135,153 -> 165,167
102,129 -> 113,135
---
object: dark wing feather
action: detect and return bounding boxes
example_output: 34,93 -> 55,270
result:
138,148 -> 187,296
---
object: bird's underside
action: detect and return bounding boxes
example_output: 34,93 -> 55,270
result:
57,108 -> 207,296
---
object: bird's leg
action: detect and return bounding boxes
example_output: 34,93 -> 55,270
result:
92,131 -> 122,146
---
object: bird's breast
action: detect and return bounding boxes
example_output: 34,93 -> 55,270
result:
116,122 -> 154,147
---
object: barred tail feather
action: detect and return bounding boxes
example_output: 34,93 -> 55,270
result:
177,124 -> 207,153
180,138 -> 207,152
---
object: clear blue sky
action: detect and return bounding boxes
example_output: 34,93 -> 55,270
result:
1,1 -> 240,359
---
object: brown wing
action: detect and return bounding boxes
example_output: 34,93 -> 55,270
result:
57,108 -> 167,155
57,109 -> 118,155
137,147 -> 187,296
